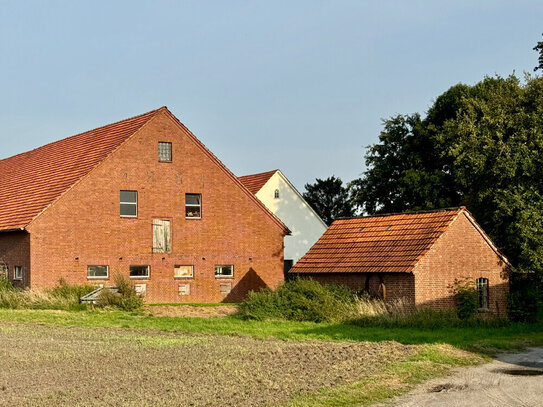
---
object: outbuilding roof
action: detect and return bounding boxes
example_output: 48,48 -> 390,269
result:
290,207 -> 507,274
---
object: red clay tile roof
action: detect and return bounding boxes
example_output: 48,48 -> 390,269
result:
290,207 -> 465,274
0,108 -> 163,231
238,170 -> 278,194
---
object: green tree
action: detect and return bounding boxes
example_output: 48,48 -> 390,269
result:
351,75 -> 543,276
303,176 -> 353,225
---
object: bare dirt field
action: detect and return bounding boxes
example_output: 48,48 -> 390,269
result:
145,304 -> 238,318
0,322 -> 415,406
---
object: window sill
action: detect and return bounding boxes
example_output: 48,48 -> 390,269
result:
129,276 -> 150,279
120,216 -> 138,219
185,217 -> 201,220
13,278 -> 22,281
87,277 -> 109,280
174,276 -> 194,279
215,276 -> 233,279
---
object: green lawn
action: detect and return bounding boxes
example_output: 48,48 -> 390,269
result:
1,308 -> 542,354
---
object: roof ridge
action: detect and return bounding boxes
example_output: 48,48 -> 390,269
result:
336,206 -> 464,221
0,106 -> 165,163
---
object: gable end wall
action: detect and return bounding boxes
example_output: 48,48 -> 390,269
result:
414,212 -> 509,316
27,112 -> 285,302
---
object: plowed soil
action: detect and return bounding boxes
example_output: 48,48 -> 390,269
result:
0,322 -> 415,406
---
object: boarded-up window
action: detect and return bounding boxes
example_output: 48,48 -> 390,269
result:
220,283 -> 231,294
179,284 -> 190,296
153,219 -> 171,253
134,284 -> 147,296
174,265 -> 193,278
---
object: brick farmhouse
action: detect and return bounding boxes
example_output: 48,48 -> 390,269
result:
290,207 -> 511,316
0,107 -> 290,303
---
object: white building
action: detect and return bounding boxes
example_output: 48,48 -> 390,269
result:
238,169 -> 327,272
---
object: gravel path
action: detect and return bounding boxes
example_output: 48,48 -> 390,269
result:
379,346 -> 543,407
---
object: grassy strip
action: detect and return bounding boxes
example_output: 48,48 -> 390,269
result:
0,309 -> 542,353
285,345 -> 487,407
147,303 -> 238,307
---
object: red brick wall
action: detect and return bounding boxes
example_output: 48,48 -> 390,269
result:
298,273 -> 415,305
0,231 -> 30,288
27,111 -> 285,302
414,213 -> 510,316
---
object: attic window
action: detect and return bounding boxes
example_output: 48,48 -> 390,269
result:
158,142 -> 172,162
274,189 -> 280,199
186,194 -> 201,219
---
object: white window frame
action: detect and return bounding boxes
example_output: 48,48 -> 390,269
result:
14,266 -> 23,280
476,277 -> 489,310
120,190 -> 138,218
174,265 -> 194,279
130,265 -> 150,279
185,193 -> 202,219
215,265 -> 233,278
158,141 -> 172,162
87,265 -> 109,279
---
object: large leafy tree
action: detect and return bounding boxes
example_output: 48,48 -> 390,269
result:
303,176 -> 353,225
351,75 -> 543,275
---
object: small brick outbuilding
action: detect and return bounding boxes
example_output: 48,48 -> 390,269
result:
290,207 -> 511,316
0,107 -> 289,303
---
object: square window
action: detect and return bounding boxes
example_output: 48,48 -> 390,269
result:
178,283 -> 190,296
158,142 -> 172,162
130,265 -> 150,278
215,265 -> 233,278
185,194 -> 201,219
174,265 -> 194,278
220,283 -> 231,294
134,283 -> 147,296
120,190 -> 137,217
153,219 -> 171,253
87,265 -> 109,279
14,266 -> 23,280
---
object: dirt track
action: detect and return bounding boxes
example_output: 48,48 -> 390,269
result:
0,322 -> 414,406
379,346 -> 543,407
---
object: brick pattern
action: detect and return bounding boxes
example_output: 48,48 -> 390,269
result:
25,111 -> 286,303
0,231 -> 30,288
414,213 -> 509,316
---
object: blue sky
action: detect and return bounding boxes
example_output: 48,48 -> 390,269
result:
1,1 -> 541,190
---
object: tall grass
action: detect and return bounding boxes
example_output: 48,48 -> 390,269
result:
0,277 -> 95,311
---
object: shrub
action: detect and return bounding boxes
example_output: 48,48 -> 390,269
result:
450,278 -> 479,320
239,279 -> 357,322
0,277 -> 14,292
96,274 -> 144,312
508,273 -> 540,322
